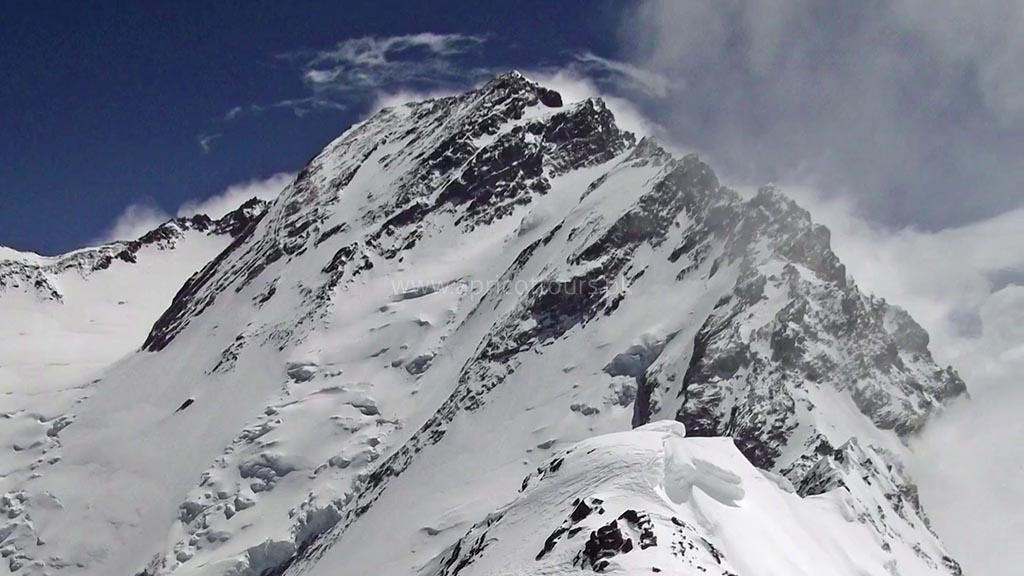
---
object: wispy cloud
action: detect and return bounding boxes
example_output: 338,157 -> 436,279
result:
298,32 -> 487,95
571,52 -> 671,98
197,132 -> 221,154
219,32 -> 488,126
368,88 -> 461,114
222,96 -> 346,121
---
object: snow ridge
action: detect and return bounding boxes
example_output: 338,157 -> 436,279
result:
422,423 -> 960,576
0,198 -> 268,302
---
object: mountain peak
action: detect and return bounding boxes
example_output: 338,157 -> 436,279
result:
0,80 -> 965,576
478,69 -> 564,108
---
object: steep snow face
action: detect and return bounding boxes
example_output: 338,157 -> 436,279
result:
420,423 -> 960,576
0,201 -> 266,574
0,73 -> 964,576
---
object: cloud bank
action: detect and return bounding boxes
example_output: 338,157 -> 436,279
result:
618,0 -> 1024,231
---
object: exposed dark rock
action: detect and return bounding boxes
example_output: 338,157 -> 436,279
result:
575,519 -> 634,572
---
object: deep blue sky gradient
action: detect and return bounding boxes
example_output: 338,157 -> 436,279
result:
1,1 -> 624,253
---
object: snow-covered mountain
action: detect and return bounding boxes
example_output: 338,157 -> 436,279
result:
0,73 -> 966,576
0,202 -> 267,573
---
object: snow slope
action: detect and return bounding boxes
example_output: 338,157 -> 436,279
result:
0,73 -> 965,576
0,202 -> 267,574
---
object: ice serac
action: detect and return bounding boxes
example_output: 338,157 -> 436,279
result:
0,72 -> 966,576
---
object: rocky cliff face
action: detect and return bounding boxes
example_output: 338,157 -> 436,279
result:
0,73 -> 965,576
650,187 -> 967,473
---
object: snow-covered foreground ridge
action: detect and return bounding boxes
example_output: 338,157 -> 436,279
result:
425,421 -> 959,576
0,72 -> 966,576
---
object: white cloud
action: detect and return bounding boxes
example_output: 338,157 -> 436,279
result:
96,202 -> 171,244
369,88 -> 460,115
177,172 -> 294,219
910,382 -> 1024,576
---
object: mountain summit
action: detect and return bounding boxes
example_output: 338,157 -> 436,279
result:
0,73 -> 965,576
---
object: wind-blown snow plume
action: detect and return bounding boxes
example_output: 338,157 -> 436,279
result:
177,172 -> 293,219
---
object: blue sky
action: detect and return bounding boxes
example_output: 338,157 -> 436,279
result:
0,1 -> 626,254
4,1 -> 1024,256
